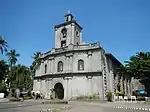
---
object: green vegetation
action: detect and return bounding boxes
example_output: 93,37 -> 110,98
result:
9,97 -> 22,102
30,52 -> 41,78
0,36 -> 8,54
23,96 -> 32,100
106,91 -> 113,102
115,91 -> 124,96
117,52 -> 150,95
0,36 -> 33,98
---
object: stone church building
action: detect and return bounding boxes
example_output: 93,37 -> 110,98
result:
33,13 -> 132,100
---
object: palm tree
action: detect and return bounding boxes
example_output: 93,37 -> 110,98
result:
32,52 -> 41,66
6,49 -> 20,67
10,64 -> 31,90
30,52 -> 41,76
6,49 -> 20,97
0,36 -> 8,54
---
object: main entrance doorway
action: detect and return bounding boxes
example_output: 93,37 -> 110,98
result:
54,82 -> 64,99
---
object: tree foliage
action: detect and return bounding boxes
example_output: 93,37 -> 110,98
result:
0,36 -> 8,54
0,60 -> 9,83
30,52 -> 41,77
6,49 -> 20,67
117,52 -> 150,95
0,37 -> 33,97
9,65 -> 32,90
124,52 -> 150,79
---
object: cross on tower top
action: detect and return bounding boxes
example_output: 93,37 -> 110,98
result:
68,10 -> 71,14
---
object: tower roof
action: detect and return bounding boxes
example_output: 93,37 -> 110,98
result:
54,20 -> 83,30
54,12 -> 83,30
64,13 -> 74,18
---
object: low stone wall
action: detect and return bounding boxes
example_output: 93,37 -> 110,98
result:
72,94 -> 100,101
41,100 -> 68,104
40,106 -> 72,112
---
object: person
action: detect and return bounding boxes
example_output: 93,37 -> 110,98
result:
32,92 -> 35,99
15,89 -> 20,99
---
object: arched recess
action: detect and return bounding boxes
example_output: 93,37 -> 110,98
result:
54,82 -> 64,99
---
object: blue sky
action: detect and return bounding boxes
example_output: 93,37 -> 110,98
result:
0,0 -> 150,66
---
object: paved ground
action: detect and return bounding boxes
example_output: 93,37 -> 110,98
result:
0,100 -> 149,112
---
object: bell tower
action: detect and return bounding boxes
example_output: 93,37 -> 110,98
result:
54,12 -> 83,48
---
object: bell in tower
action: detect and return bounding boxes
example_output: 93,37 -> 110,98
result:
54,11 -> 83,48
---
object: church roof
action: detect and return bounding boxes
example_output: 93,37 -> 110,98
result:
105,53 -> 122,65
54,20 -> 83,30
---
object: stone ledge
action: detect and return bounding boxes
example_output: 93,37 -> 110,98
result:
0,98 -> 9,103
41,100 -> 68,104
40,106 -> 72,112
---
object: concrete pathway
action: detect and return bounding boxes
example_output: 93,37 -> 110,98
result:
0,100 -> 149,112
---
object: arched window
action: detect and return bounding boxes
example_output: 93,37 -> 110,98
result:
44,64 -> 47,74
58,61 -> 63,72
61,28 -> 67,38
78,59 -> 84,70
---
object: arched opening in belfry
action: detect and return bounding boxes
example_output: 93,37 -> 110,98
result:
54,82 -> 64,99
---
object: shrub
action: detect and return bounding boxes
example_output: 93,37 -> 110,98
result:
9,98 -> 21,102
137,96 -> 145,101
23,96 -> 32,100
0,82 -> 8,97
115,91 -> 124,96
76,94 -> 100,100
106,92 -> 113,102
76,96 -> 85,100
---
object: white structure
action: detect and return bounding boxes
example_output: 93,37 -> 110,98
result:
0,93 -> 4,98
33,13 -> 132,100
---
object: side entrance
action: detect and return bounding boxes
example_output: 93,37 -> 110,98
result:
54,82 -> 64,99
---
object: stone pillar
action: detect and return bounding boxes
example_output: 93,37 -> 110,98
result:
80,32 -> 82,44
126,77 -> 129,95
127,78 -> 131,96
99,75 -> 103,100
120,76 -> 123,92
50,59 -> 52,73
112,72 -> 115,94
51,59 -> 53,73
40,62 -> 44,75
115,76 -> 117,92
66,57 -> 69,72
124,77 -> 127,95
129,78 -> 132,95
48,59 -> 51,73
55,29 -> 59,48
45,79 -> 48,99
68,57 -> 70,72
47,78 -> 53,99
88,53 -> 92,71
87,76 -> 93,95
70,56 -> 73,72
114,76 -> 116,92
51,59 -> 55,73
71,25 -> 75,44
109,71 -> 114,93
64,77 -> 72,100
64,79 -> 68,100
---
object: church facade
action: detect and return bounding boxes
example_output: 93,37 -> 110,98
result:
33,13 -> 132,100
